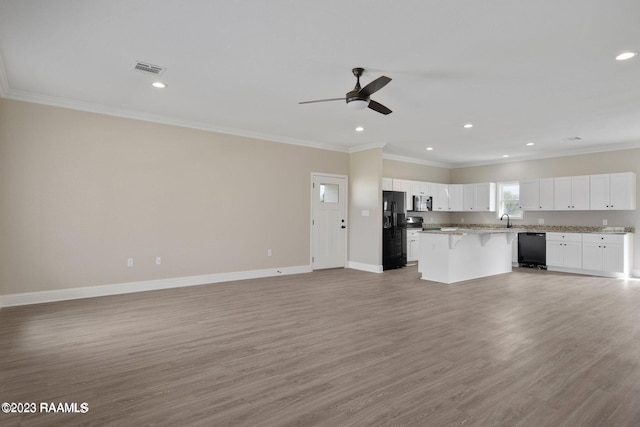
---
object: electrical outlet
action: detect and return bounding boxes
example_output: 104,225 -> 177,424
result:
460,218 -> 465,223
603,219 -> 608,226
127,258 -> 134,267
430,217 -> 434,223
267,249 -> 272,257
155,256 -> 161,265
538,218 -> 544,224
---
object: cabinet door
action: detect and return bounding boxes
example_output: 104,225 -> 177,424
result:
411,181 -> 432,197
519,179 -> 540,210
582,242 -> 603,271
589,174 -> 609,210
407,232 -> 420,262
448,184 -> 464,211
382,177 -> 393,191
393,179 -> 413,211
432,183 -> 449,211
546,241 -> 564,267
571,176 -> 590,210
474,183 -> 495,211
463,184 -> 475,211
563,241 -> 583,269
609,172 -> 635,210
554,177 -> 572,210
602,243 -> 624,273
539,178 -> 554,210
392,179 -> 411,192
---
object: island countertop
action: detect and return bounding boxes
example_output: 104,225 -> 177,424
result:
420,228 -> 518,235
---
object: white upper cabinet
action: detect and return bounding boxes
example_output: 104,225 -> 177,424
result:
589,172 -> 636,210
474,183 -> 496,211
539,178 -> 554,210
519,179 -> 540,210
448,184 -> 464,211
432,183 -> 449,211
392,178 -> 412,193
553,175 -> 590,210
392,179 -> 414,211
520,178 -> 554,210
463,184 -> 475,211
462,183 -> 496,211
382,177 -> 393,191
410,181 -> 432,197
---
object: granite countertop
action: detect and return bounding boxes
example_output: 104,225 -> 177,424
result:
420,224 -> 634,234
420,227 -> 518,235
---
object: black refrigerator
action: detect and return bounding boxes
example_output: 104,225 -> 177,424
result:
383,191 -> 407,270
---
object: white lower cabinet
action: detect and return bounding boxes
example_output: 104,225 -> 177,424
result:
407,229 -> 421,263
582,234 -> 628,275
546,232 -> 633,278
545,233 -> 582,269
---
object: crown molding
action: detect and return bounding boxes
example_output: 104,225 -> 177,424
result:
348,142 -> 386,153
3,89 -> 352,153
383,153 -> 453,169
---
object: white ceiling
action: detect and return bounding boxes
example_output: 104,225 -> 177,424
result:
1,0 -> 640,167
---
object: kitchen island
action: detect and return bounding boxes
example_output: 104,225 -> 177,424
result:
418,228 -> 518,284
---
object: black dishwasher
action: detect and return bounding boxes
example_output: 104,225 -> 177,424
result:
518,233 -> 546,268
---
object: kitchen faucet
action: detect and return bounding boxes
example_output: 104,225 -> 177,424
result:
500,213 -> 512,228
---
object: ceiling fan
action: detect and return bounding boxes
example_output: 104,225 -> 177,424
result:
299,67 -> 392,115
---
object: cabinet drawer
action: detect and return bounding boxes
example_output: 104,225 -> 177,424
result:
582,233 -> 625,244
407,230 -> 421,238
546,232 -> 582,243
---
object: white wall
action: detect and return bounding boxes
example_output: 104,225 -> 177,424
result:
0,99 -> 350,296
349,148 -> 383,271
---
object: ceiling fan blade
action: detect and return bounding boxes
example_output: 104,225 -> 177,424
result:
298,97 -> 345,104
368,100 -> 392,115
359,76 -> 391,97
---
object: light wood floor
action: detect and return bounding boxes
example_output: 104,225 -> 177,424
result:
1,267 -> 640,426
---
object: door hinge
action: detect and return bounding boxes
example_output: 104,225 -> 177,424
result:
312,256 -> 314,263
312,219 -> 314,225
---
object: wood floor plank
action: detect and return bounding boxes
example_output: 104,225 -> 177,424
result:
2,266 -> 640,426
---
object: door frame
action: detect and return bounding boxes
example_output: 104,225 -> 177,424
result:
310,172 -> 349,270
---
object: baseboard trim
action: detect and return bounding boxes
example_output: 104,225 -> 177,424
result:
0,265 -> 312,308
347,261 -> 383,273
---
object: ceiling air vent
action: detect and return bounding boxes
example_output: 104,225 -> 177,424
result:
133,61 -> 166,76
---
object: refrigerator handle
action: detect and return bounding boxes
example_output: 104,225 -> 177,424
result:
391,201 -> 396,237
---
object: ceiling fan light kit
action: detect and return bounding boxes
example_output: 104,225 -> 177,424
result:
299,67 -> 392,115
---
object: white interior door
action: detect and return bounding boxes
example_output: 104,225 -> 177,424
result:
312,174 -> 347,269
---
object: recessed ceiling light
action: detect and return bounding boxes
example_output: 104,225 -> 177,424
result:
616,51 -> 638,61
526,142 -> 535,146
464,123 -> 473,128
426,147 -> 434,151
502,154 -> 509,158
355,126 -> 364,132
566,136 -> 582,141
152,82 -> 167,88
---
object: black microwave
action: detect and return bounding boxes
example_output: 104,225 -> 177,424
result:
413,195 -> 432,212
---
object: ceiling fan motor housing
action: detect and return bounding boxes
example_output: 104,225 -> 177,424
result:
346,90 -> 369,103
